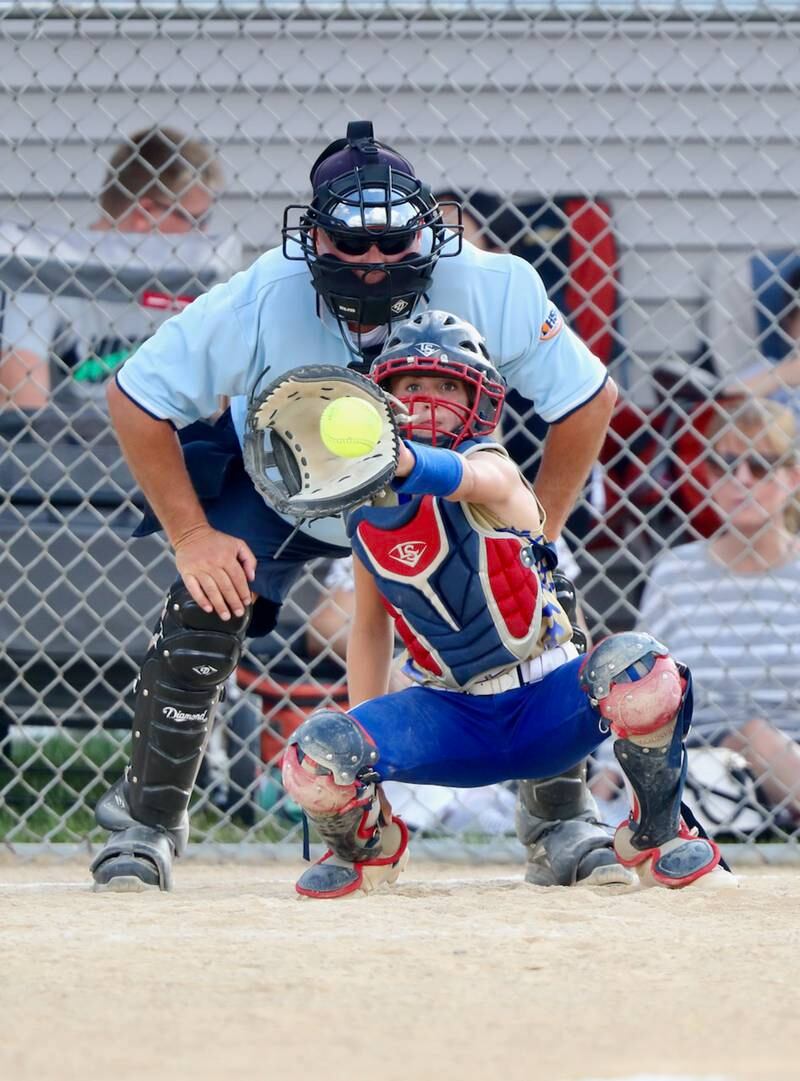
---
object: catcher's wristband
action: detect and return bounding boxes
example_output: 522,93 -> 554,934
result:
391,440 -> 463,497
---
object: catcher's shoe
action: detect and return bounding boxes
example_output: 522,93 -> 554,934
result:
296,817 -> 410,900
613,816 -> 727,889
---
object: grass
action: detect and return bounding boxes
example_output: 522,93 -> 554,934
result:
0,728 -> 301,845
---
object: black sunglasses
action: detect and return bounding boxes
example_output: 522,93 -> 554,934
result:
706,451 -> 783,480
325,229 -> 416,257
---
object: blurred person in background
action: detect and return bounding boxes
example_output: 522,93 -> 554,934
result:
732,264 -> 800,422
591,397 -> 800,836
0,127 -> 240,824
0,127 -> 224,418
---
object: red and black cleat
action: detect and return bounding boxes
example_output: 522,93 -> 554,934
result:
614,814 -> 723,889
296,817 -> 410,899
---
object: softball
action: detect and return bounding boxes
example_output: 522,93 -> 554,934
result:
320,396 -> 384,458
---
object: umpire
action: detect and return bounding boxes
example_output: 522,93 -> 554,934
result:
91,121 -> 622,892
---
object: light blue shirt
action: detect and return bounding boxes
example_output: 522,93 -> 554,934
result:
117,238 -> 607,545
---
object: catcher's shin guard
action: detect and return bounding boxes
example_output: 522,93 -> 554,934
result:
516,762 -> 636,887
580,633 -> 722,888
91,584 -> 251,891
281,709 -> 409,899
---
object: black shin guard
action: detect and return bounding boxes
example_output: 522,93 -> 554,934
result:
126,584 -> 251,829
613,728 -> 686,850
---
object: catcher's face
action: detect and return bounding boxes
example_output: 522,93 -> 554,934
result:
390,373 -> 471,444
314,228 -> 422,285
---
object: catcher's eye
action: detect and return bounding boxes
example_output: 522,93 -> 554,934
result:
328,230 -> 415,257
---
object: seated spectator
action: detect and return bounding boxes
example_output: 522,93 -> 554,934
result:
0,126 -> 225,417
731,264 -> 800,419
591,397 -> 800,836
0,128 -> 241,820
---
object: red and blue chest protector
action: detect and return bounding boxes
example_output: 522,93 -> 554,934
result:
347,440 -> 569,689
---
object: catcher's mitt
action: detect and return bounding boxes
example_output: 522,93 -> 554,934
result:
243,364 -> 400,520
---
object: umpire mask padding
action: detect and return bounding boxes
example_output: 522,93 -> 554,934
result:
281,122 -> 461,346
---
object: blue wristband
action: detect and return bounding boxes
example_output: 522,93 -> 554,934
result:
392,440 -> 464,497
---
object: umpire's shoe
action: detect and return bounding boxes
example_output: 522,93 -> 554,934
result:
517,769 -> 637,888
90,778 -> 187,892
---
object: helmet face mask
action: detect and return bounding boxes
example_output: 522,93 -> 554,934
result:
371,311 -> 506,449
282,123 -> 462,355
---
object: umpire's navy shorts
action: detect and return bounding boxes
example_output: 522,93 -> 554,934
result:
133,409 -> 351,638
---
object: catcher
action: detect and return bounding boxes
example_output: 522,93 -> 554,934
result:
91,121 -> 623,892
280,311 -> 726,898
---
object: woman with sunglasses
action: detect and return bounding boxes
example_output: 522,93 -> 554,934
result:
613,397 -> 800,837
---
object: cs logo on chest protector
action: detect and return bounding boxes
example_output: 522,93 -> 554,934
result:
389,540 -> 428,568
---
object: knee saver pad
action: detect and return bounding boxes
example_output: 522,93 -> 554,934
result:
580,632 -> 684,739
159,583 -> 251,690
282,708 -> 380,816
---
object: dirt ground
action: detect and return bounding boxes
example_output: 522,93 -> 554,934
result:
0,857 -> 796,1081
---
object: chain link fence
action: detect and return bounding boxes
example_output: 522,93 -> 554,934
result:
2,2 -> 800,860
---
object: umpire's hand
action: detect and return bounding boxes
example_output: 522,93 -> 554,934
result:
173,524 -> 256,621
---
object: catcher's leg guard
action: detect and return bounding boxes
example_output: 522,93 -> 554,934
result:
281,709 -> 409,899
580,633 -> 722,889
516,763 -> 637,887
91,584 -> 251,892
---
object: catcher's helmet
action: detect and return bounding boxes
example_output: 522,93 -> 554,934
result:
371,309 -> 506,449
282,121 -> 461,353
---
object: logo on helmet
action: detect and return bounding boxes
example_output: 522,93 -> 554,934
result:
391,299 -> 410,315
418,343 -> 441,356
389,540 -> 428,568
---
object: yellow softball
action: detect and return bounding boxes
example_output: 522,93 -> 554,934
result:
320,396 -> 384,458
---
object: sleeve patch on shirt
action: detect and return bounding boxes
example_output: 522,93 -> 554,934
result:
539,305 -> 564,341
140,290 -> 194,312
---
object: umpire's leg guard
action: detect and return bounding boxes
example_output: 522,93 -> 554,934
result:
281,709 -> 409,899
91,584 -> 251,892
516,763 -> 637,887
580,632 -> 724,889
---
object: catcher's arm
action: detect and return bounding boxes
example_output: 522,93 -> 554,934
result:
394,439 -> 541,532
346,554 -> 395,708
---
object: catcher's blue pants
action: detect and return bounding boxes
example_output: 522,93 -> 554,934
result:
351,656 -> 610,787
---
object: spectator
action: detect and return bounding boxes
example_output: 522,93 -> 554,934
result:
0,128 -> 240,818
591,397 -> 800,835
0,126 -> 225,415
733,264 -> 800,420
